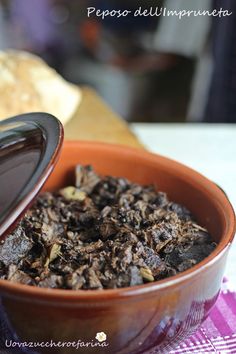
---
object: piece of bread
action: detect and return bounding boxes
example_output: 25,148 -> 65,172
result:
0,50 -> 81,124
0,50 -> 143,149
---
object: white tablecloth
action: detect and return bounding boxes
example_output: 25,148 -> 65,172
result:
132,123 -> 236,281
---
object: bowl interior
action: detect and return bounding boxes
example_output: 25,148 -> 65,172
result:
43,141 -> 234,245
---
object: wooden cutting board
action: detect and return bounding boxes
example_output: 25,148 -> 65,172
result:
64,87 -> 143,149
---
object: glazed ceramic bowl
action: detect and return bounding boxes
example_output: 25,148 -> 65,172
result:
0,141 -> 235,354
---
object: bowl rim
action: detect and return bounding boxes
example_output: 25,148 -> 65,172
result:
0,141 -> 235,302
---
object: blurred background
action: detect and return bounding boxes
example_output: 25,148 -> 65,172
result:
0,0 -> 235,123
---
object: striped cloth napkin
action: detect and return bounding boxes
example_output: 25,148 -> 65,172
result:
170,279 -> 236,354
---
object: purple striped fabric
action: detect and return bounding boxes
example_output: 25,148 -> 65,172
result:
169,279 -> 236,354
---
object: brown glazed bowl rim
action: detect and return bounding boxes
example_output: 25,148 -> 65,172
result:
0,141 -> 235,302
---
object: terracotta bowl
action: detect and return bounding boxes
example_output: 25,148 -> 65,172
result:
0,141 -> 235,354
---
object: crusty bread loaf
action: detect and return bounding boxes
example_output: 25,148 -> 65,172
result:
0,50 -> 143,148
0,50 -> 81,124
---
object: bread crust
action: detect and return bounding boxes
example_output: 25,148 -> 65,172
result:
0,50 -> 81,124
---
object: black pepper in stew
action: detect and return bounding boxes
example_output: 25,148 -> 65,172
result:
0,165 -> 216,290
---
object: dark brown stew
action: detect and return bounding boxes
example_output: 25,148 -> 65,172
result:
0,165 -> 216,290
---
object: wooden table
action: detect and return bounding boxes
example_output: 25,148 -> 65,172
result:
64,87 -> 143,149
